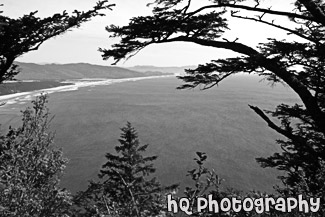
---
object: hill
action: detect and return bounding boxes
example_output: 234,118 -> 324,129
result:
14,62 -> 170,80
128,65 -> 195,75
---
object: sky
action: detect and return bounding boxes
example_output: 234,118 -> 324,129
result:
2,0 -> 295,67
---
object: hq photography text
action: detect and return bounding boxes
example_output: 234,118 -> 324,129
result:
167,194 -> 321,215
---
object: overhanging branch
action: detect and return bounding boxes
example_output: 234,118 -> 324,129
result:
155,35 -> 325,132
185,3 -> 317,23
158,36 -> 259,56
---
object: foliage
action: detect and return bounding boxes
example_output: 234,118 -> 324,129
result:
74,122 -> 178,217
0,94 -> 72,216
180,152 -> 322,217
0,1 -> 114,83
100,0 -> 325,203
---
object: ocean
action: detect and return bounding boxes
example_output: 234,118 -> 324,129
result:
0,75 -> 299,193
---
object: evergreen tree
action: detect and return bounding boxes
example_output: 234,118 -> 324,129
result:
75,122 -> 177,217
0,94 -> 72,216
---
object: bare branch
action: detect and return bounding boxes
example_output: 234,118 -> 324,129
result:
186,3 -> 317,23
230,12 -> 318,43
248,105 -> 320,157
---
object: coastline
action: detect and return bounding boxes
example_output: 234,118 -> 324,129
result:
0,75 -> 174,106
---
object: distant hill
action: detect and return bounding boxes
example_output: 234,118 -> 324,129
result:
128,65 -> 195,75
14,62 -> 171,81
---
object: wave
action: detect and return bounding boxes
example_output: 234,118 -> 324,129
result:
0,75 -> 173,107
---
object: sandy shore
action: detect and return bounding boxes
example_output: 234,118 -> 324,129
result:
0,75 -> 173,106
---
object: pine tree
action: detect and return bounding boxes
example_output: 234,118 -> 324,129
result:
75,122 -> 177,217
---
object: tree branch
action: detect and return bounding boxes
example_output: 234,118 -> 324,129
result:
159,36 -> 259,56
230,12 -> 318,43
185,3 -> 317,23
155,35 -> 325,132
249,105 -> 294,138
201,71 -> 233,90
248,105 -> 320,157
113,169 -> 140,217
298,0 -> 325,26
